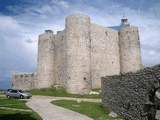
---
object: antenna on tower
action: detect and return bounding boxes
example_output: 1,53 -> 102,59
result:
122,12 -> 126,19
121,13 -> 129,26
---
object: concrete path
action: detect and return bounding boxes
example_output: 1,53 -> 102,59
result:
26,96 -> 101,120
0,95 -> 5,97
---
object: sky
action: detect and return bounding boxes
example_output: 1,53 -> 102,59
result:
0,0 -> 160,89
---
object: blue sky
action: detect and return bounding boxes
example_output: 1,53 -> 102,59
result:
0,0 -> 160,89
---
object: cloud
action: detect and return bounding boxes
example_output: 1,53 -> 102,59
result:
0,15 -> 37,83
51,0 -> 71,9
0,0 -> 160,89
0,16 -> 20,29
25,39 -> 36,44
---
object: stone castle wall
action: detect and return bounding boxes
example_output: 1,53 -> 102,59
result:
65,14 -> 91,94
102,65 -> 160,120
119,26 -> 142,73
90,24 -> 120,88
12,14 -> 142,94
54,30 -> 67,87
36,31 -> 55,88
12,72 -> 36,90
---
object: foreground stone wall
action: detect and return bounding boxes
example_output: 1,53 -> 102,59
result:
12,73 -> 36,90
102,65 -> 160,120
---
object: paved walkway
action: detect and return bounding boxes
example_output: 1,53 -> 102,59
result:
26,96 -> 101,120
0,95 -> 5,97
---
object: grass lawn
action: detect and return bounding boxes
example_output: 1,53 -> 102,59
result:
0,96 -> 42,120
0,109 -> 41,120
52,100 -> 123,120
31,87 -> 100,98
0,97 -> 28,109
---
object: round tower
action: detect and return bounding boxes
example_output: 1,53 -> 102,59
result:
36,30 -> 55,88
65,14 -> 91,94
119,19 -> 142,73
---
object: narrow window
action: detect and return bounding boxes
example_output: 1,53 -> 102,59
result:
105,31 -> 108,36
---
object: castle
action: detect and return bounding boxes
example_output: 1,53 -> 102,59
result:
12,14 -> 142,94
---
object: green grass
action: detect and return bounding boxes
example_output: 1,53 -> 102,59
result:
0,97 -> 28,109
0,109 -> 42,120
52,100 -> 122,120
91,88 -> 101,92
31,87 -> 100,98
0,96 -> 42,120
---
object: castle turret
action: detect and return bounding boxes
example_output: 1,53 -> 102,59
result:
65,14 -> 91,94
119,19 -> 142,73
36,30 -> 55,88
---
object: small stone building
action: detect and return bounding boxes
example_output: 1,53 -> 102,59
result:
12,14 -> 142,94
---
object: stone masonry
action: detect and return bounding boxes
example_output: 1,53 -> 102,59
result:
102,65 -> 160,120
12,13 -> 142,94
12,72 -> 36,90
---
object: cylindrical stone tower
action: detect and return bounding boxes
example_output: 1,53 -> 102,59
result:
36,30 -> 55,88
65,14 -> 91,94
119,19 -> 142,73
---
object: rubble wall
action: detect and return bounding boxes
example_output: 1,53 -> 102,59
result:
102,65 -> 160,120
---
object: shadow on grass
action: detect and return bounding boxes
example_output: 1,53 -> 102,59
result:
0,112 -> 39,120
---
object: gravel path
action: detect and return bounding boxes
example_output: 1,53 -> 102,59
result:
26,96 -> 100,120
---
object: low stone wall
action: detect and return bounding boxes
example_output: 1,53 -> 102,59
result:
102,65 -> 160,120
12,73 -> 36,90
